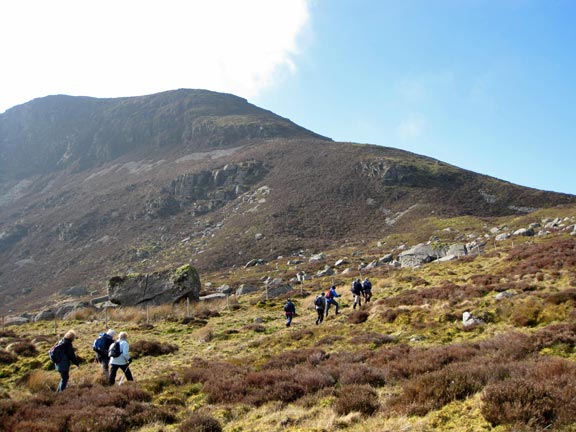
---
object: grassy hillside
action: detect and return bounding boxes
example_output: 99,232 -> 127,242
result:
2,208 -> 576,431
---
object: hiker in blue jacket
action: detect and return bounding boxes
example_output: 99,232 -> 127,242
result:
325,285 -> 340,316
284,298 -> 296,327
93,329 -> 115,381
54,329 -> 80,392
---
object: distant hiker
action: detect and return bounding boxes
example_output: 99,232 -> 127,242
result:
109,332 -> 133,385
362,277 -> 372,302
93,329 -> 115,380
50,329 -> 80,392
325,285 -> 340,316
314,292 -> 326,324
351,278 -> 363,309
284,298 -> 296,327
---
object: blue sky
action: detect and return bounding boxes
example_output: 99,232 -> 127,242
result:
1,0 -> 575,194
254,1 -> 576,195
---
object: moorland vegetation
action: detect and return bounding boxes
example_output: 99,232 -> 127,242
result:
2,207 -> 576,431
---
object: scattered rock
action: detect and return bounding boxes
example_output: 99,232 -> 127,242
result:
217,284 -> 233,294
200,293 -> 227,301
309,253 -> 325,263
34,309 -> 55,322
235,284 -> 258,296
513,228 -> 534,236
379,254 -> 393,263
462,311 -> 484,327
60,285 -> 89,297
495,232 -> 511,241
4,316 -> 29,326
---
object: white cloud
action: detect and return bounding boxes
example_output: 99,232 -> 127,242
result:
396,114 -> 427,140
0,0 -> 310,112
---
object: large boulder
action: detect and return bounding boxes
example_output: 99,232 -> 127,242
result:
398,243 -> 437,267
108,264 -> 201,306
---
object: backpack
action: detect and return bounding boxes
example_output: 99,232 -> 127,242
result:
325,289 -> 333,299
363,280 -> 372,291
109,341 -> 122,358
48,339 -> 65,363
314,296 -> 324,308
93,334 -> 110,355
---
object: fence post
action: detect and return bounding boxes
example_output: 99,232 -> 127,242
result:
186,297 -> 190,318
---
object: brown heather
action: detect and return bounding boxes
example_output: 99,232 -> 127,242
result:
2,226 -> 576,430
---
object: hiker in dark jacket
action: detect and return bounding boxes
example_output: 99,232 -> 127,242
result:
352,278 -> 363,309
325,285 -> 340,316
362,277 -> 372,302
55,329 -> 80,392
93,329 -> 115,380
314,292 -> 326,325
284,298 -> 296,327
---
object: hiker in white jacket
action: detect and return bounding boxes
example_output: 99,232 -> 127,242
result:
108,331 -> 133,385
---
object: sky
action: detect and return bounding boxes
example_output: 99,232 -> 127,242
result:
1,0 -> 575,194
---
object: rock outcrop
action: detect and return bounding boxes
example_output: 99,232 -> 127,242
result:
108,264 -> 201,306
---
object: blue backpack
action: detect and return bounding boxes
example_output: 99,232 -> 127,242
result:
93,333 -> 111,355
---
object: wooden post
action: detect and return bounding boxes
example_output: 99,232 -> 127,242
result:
186,297 -> 190,318
1,316 -> 4,332
105,307 -> 108,328
146,304 -> 150,324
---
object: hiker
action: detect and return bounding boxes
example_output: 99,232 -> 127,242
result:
53,329 -> 80,392
93,329 -> 115,380
284,298 -> 296,327
351,278 -> 363,309
362,277 -> 372,302
109,331 -> 133,385
325,285 -> 340,316
314,292 -> 326,324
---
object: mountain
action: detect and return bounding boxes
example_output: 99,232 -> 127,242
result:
1,89 -> 575,314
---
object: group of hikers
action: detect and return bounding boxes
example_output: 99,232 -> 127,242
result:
49,328 -> 133,392
52,277 -> 373,391
284,277 -> 373,327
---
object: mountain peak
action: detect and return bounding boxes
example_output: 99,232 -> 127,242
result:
0,89 -> 330,181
